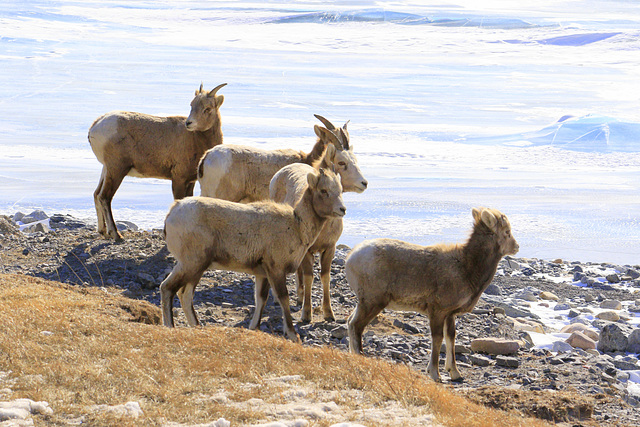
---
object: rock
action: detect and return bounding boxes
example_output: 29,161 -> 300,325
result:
560,323 -> 599,341
21,210 -> 48,224
612,356 -> 639,371
483,283 -> 502,296
137,272 -> 156,289
539,291 -> 559,301
628,328 -> 640,353
468,354 -> 492,367
596,311 -> 620,322
552,340 -> 574,353
116,220 -> 139,232
627,269 -> 640,279
495,355 -> 520,368
392,319 -> 420,334
554,303 -> 571,311
566,331 -> 597,351
606,274 -> 621,284
330,325 -> 348,339
12,212 -> 25,223
511,317 -> 545,334
470,338 -> 520,355
481,295 -> 540,319
22,220 -> 51,234
0,217 -> 19,235
600,300 -> 622,310
597,323 -> 635,353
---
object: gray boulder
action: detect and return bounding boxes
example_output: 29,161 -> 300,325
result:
597,323 -> 636,353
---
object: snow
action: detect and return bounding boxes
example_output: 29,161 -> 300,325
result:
0,0 -> 639,265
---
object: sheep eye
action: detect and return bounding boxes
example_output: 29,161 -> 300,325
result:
320,189 -> 329,196
338,162 -> 346,167
204,107 -> 211,113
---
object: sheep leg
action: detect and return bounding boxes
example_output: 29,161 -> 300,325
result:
95,166 -> 128,241
160,266 -> 189,327
298,252 -> 314,322
171,179 -> 191,200
93,166 -> 107,235
268,273 -> 299,342
176,280 -> 202,327
319,246 -> 336,322
249,275 -> 270,331
444,314 -> 462,381
348,301 -> 384,354
427,314 -> 445,382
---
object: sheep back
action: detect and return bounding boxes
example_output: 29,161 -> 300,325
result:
198,145 -> 307,202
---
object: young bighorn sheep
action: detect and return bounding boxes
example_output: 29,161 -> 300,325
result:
269,152 -> 366,322
268,115 -> 368,323
88,83 -> 226,240
160,168 -> 346,341
197,115 -> 367,202
345,208 -> 519,382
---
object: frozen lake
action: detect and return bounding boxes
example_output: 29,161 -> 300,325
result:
1,0 -> 639,265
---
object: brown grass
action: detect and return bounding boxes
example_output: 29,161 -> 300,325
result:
0,273 -> 549,426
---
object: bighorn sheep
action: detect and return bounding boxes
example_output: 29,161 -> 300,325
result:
269,132 -> 367,322
345,208 -> 519,382
88,83 -> 226,240
160,168 -> 346,341
197,115 -> 367,202
268,115 -> 368,323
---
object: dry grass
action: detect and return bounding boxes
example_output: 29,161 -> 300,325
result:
0,273 -> 550,426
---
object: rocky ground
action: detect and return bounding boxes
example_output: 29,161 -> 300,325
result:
2,211 -> 640,426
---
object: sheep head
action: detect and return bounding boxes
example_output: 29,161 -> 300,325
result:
313,115 -> 367,194
472,208 -> 519,256
186,83 -> 227,131
307,168 -> 346,218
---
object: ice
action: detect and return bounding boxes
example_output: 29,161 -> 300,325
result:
0,0 -> 639,265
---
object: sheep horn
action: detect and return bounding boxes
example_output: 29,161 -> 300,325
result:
314,114 -> 336,131
338,128 -> 349,150
342,120 -> 350,131
209,83 -> 227,97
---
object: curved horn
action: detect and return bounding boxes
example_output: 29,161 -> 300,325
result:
196,82 -> 204,96
338,128 -> 349,150
342,120 -> 350,131
314,114 -> 336,130
209,83 -> 227,97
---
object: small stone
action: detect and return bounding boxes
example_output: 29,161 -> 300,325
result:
22,248 -> 29,256
468,354 -> 492,367
554,303 -> 571,311
495,355 -> 520,368
552,341 -> 574,353
606,274 -> 621,284
330,325 -> 348,339
470,338 -> 520,355
560,323 -> 599,341
600,300 -> 622,310
540,291 -> 559,301
596,311 -> 620,322
566,331 -> 597,350
137,272 -> 156,289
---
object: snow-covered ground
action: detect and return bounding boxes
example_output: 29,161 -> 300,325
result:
1,0 -> 639,265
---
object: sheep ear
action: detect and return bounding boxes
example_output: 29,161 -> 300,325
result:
325,143 -> 336,163
313,124 -> 325,138
324,146 -> 336,172
472,207 -> 482,223
215,94 -> 224,107
307,171 -> 319,189
480,209 -> 498,231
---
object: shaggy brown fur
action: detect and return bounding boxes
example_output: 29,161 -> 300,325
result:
345,208 -> 519,382
88,83 -> 226,240
161,168 -> 346,342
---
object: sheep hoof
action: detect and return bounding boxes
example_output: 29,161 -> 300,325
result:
323,314 -> 336,322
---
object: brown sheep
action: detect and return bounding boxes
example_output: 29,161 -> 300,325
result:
345,208 -> 519,382
160,167 -> 346,342
88,83 -> 226,240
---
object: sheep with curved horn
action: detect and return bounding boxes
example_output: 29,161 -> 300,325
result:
88,83 -> 226,240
